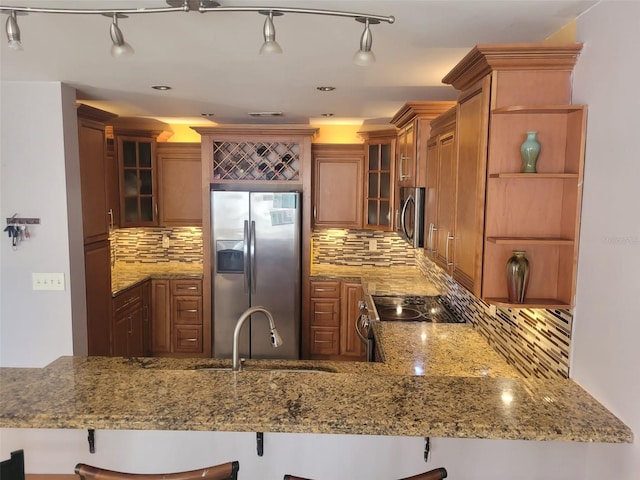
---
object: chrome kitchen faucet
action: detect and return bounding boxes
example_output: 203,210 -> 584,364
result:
232,306 -> 283,371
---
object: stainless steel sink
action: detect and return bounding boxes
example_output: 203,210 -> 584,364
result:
194,364 -> 336,373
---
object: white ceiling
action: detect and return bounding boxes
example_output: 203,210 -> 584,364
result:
0,0 -> 596,126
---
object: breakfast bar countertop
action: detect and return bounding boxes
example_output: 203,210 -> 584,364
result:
0,264 -> 632,444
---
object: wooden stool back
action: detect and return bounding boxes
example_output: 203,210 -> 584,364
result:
75,461 -> 239,480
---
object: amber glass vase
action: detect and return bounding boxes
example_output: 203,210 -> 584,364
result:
506,250 -> 530,303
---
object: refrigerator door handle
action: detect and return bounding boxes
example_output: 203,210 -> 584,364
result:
243,220 -> 250,293
250,220 -> 257,294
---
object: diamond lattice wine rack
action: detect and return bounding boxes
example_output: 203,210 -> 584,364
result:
212,142 -> 300,181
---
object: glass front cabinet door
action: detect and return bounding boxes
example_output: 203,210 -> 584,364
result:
118,136 -> 158,226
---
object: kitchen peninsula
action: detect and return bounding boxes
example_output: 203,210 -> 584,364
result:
0,264 -> 632,444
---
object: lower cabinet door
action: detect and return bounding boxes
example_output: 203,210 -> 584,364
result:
151,279 -> 171,354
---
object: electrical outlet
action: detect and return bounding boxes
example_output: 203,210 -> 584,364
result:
32,273 -> 65,291
489,304 -> 497,316
369,239 -> 377,251
162,234 -> 170,248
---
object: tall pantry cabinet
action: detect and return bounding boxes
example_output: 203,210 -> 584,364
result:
77,104 -> 117,355
441,43 -> 586,307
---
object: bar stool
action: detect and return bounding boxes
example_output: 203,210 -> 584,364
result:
1,450 -> 25,480
75,461 -> 239,480
283,467 -> 447,480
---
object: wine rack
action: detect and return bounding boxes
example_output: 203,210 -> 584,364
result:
212,141 -> 300,181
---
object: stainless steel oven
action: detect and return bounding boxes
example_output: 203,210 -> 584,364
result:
397,187 -> 425,248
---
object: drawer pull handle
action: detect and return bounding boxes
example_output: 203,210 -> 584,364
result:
313,311 -> 334,315
180,338 -> 198,342
314,340 -> 334,344
314,288 -> 336,292
179,309 -> 198,313
177,286 -> 198,290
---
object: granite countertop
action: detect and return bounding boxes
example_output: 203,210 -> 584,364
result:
310,264 -> 441,296
0,355 -> 631,442
111,262 -> 203,295
0,264 -> 632,443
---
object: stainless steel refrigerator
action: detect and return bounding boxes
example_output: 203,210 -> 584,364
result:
211,189 -> 301,359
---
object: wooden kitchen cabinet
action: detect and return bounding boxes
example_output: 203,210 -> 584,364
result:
308,280 -> 365,361
117,134 -> 158,226
340,281 -> 365,359
157,143 -> 202,226
311,144 -> 364,229
77,105 -> 117,243
112,284 -> 145,357
391,101 -> 456,189
358,129 -> 397,230
77,104 -> 117,356
151,278 -> 205,356
424,107 -> 457,272
84,240 -> 112,356
111,118 -> 172,228
441,43 -> 585,307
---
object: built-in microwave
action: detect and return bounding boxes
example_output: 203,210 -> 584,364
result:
397,187 -> 425,248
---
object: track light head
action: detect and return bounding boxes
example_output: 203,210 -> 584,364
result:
109,13 -> 134,57
5,10 -> 23,51
259,10 -> 283,55
353,17 -> 378,66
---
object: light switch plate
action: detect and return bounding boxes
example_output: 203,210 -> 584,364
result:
32,273 -> 65,291
162,234 -> 170,248
369,239 -> 377,251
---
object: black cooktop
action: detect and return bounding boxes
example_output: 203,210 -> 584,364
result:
371,295 -> 464,324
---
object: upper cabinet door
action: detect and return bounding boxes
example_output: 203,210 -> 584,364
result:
358,131 -> 396,231
311,144 -> 364,229
117,135 -> 158,227
157,143 -> 202,226
77,105 -> 117,243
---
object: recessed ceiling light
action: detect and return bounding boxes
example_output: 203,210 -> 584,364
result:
151,85 -> 172,91
248,111 -> 283,117
321,113 -> 334,117
316,86 -> 336,92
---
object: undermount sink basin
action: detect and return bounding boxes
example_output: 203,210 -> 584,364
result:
194,364 -> 337,374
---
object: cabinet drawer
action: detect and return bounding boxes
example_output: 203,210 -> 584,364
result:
310,281 -> 340,298
310,327 -> 339,356
174,325 -> 202,353
171,279 -> 202,296
310,299 -> 340,327
113,285 -> 142,314
173,296 -> 202,325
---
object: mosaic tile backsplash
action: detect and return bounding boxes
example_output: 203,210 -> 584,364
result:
312,229 -> 415,266
414,250 -> 572,379
110,227 -> 203,264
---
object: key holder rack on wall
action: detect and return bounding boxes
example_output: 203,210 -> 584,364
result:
4,215 -> 40,250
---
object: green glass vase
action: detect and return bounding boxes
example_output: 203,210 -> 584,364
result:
520,131 -> 541,173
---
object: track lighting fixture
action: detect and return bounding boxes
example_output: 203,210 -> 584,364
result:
353,17 -> 378,66
259,10 -> 283,55
0,3 -> 394,65
5,10 -> 23,51
109,13 -> 134,57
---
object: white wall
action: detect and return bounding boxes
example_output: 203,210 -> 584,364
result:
570,0 -> 640,478
2,2 -> 640,477
0,81 -> 79,367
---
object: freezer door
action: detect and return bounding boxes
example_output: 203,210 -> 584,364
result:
249,192 -> 301,359
212,190 -> 250,358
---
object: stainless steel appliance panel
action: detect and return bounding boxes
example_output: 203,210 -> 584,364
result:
398,187 -> 425,248
248,192 -> 300,359
212,189 -> 301,360
212,190 -> 251,357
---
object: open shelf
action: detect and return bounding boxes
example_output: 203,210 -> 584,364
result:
485,297 -> 571,309
492,105 -> 585,115
487,236 -> 574,245
489,172 -> 578,179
